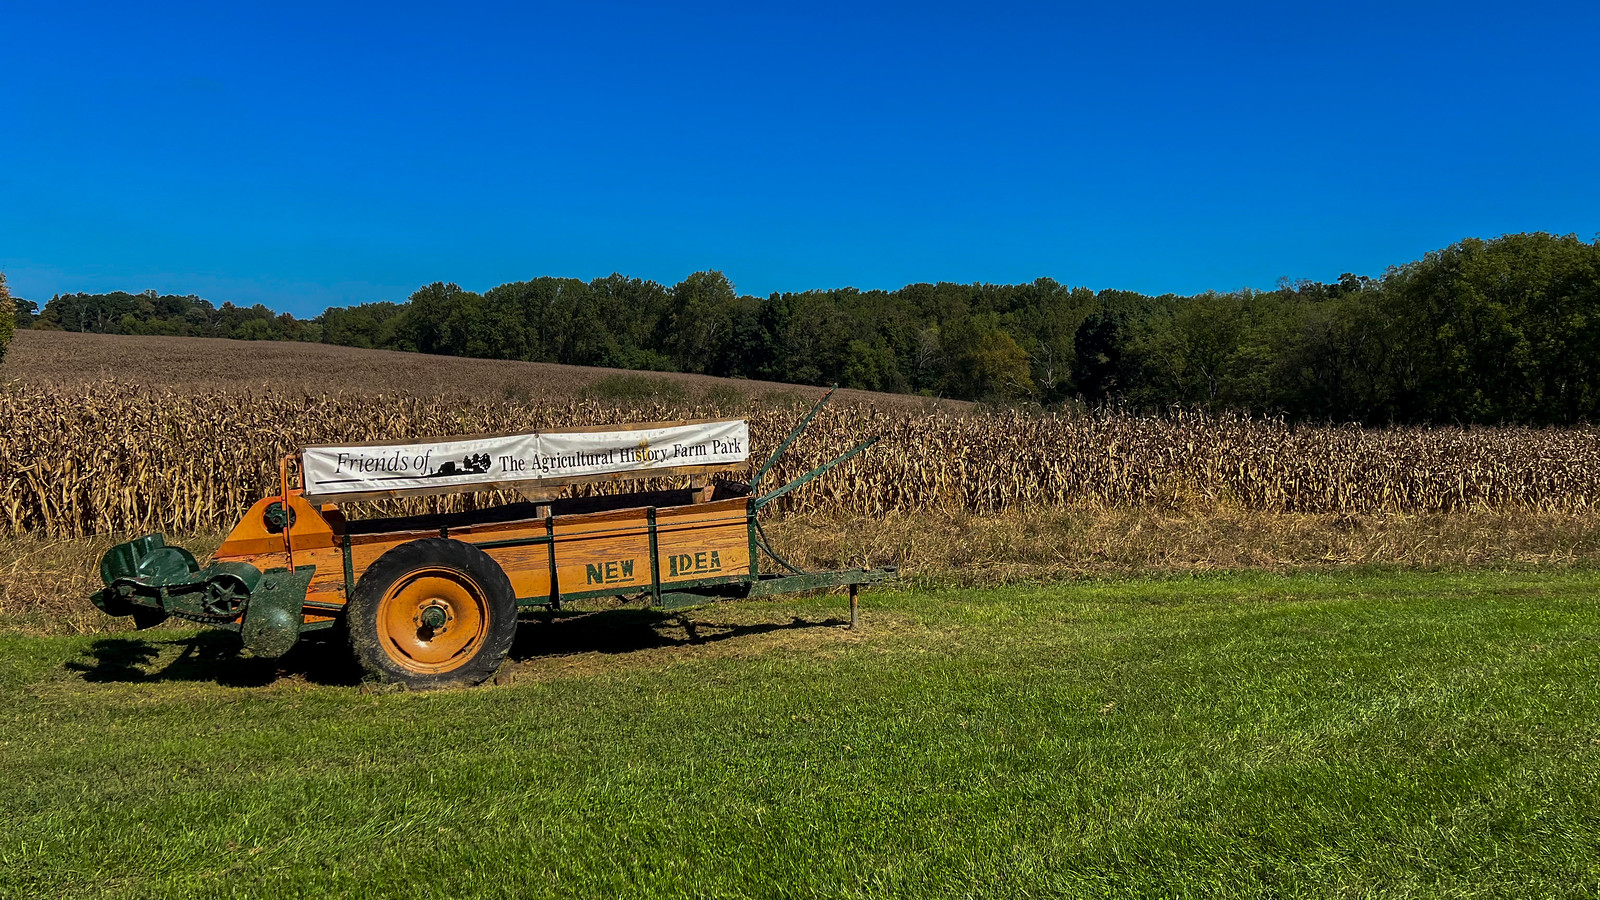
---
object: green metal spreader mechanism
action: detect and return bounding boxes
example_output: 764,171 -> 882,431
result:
91,534 -> 316,657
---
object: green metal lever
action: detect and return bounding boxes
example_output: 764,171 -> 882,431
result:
753,435 -> 880,511
750,385 -> 837,491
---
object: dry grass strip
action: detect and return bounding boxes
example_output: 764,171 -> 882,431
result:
10,508 -> 1600,634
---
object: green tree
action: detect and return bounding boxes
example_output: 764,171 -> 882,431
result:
1382,233 -> 1600,423
11,294 -> 38,329
319,302 -> 408,349
395,282 -> 478,355
664,271 -> 744,375
1072,292 -> 1152,404
967,329 -> 1034,399
842,338 -> 907,392
1011,280 -> 1095,401
1125,291 -> 1288,411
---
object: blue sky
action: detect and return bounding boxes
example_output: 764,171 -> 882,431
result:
3,1 -> 1597,316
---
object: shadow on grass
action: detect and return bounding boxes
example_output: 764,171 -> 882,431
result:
511,607 -> 847,661
65,608 -> 846,686
67,630 -> 363,687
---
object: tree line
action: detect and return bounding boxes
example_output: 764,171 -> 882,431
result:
13,232 -> 1600,424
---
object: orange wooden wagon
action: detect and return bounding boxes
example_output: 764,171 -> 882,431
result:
91,390 -> 893,688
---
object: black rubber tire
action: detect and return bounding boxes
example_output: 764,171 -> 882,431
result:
346,538 -> 516,689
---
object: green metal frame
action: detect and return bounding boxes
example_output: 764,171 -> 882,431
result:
239,565 -> 316,657
743,568 -> 892,597
647,507 -> 661,607
341,534 -> 355,597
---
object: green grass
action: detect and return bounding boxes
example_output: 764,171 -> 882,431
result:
3,569 -> 1600,899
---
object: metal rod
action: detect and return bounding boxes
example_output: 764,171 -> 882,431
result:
279,454 -> 296,572
647,507 -> 662,607
849,584 -> 859,630
750,385 -> 836,491
545,512 -> 559,610
341,534 -> 354,598
753,517 -> 805,575
746,499 -> 759,579
753,435 -> 880,510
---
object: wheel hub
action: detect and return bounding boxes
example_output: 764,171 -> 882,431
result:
418,602 -> 450,631
376,568 -> 489,673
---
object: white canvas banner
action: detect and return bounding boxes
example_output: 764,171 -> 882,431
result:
537,419 -> 750,478
301,420 -> 749,498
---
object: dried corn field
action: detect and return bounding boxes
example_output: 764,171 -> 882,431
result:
3,382 -> 1600,539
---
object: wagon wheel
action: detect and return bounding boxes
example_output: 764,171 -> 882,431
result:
347,538 -> 517,689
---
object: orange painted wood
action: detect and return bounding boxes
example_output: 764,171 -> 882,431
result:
209,488 -> 755,624
548,507 -> 651,596
655,499 -> 751,585
483,544 -> 553,600
213,493 -> 339,561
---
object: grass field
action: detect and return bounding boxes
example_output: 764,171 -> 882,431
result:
4,569 -> 1599,899
6,331 -> 1600,897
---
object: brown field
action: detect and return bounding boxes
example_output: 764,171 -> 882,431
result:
5,331 -> 1600,632
4,331 -> 1600,537
1,329 -> 944,407
1,376 -> 1598,538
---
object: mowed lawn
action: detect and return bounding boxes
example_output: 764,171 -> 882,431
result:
3,569 -> 1599,899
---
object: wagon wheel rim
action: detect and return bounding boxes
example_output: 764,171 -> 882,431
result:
377,567 -> 490,674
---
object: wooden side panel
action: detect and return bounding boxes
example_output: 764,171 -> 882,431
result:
483,544 -> 553,601
654,499 -> 750,586
342,522 -> 561,603
448,517 -> 554,600
270,496 -> 748,616
299,547 -> 348,606
348,532 -> 424,575
550,507 -> 652,596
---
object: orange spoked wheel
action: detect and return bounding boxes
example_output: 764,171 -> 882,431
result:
348,538 -> 517,689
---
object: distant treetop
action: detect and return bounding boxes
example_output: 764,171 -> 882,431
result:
22,233 -> 1600,424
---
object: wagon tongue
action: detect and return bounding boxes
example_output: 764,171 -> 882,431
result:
91,534 -> 262,625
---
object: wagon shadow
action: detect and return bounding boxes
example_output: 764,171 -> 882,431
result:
67,630 -> 362,687
511,607 -> 848,660
64,610 -> 848,686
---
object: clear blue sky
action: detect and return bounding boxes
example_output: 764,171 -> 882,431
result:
4,1 -> 1597,316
